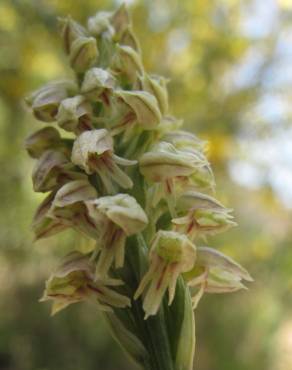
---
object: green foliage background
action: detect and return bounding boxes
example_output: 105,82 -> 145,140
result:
0,0 -> 291,369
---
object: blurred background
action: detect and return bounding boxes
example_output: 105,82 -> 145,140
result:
0,0 -> 292,369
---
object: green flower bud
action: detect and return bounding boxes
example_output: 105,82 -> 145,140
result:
87,11 -> 114,37
71,129 -> 136,193
41,251 -> 131,315
32,191 -> 68,240
57,95 -> 93,133
81,67 -> 116,102
115,90 -> 161,130
112,45 -> 143,83
134,230 -> 196,319
86,194 -> 148,277
25,80 -> 77,122
48,179 -> 100,239
58,16 -> 88,54
32,150 -> 86,193
139,74 -> 169,115
25,127 -> 62,159
184,247 -> 252,308
69,36 -> 98,73
87,4 -> 131,43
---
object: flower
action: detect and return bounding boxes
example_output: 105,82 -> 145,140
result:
58,16 -> 88,54
139,142 -> 212,215
25,127 -> 70,159
134,231 -> 196,319
48,179 -> 100,240
86,194 -> 148,277
112,45 -> 143,83
183,246 -> 253,308
114,90 -> 161,130
25,80 -> 77,122
81,67 -> 116,102
32,150 -> 87,193
110,3 -> 131,40
57,95 -> 93,133
87,4 -> 132,43
173,191 -> 237,240
41,251 -> 131,315
71,129 -> 136,193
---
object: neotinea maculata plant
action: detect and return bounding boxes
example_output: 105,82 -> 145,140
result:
25,5 -> 253,370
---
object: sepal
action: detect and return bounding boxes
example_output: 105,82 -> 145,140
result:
112,45 -> 143,83
32,191 -> 68,240
69,36 -> 98,73
81,67 -> 116,102
184,247 -> 253,308
139,74 -> 169,115
58,17 -> 88,54
173,191 -> 236,240
32,150 -> 86,193
25,127 -> 67,159
48,180 -> 100,239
